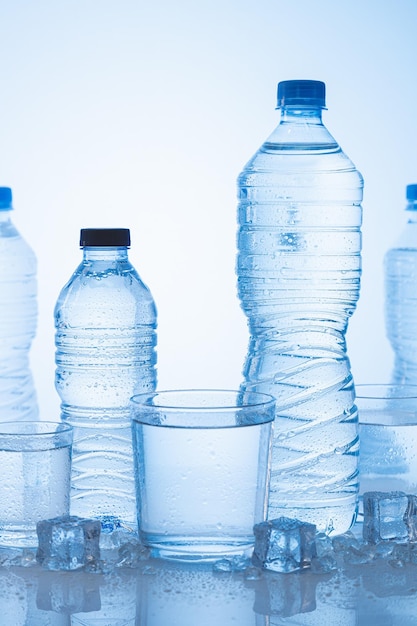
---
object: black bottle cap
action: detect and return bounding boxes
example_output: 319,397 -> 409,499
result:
80,228 -> 131,247
277,80 -> 326,108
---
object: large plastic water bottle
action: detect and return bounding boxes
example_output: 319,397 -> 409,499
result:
0,187 -> 38,422
236,80 -> 363,534
55,228 -> 157,527
385,184 -> 417,384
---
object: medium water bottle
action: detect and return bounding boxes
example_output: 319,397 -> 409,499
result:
0,187 -> 38,422
55,228 -> 157,527
385,184 -> 417,383
236,80 -> 363,534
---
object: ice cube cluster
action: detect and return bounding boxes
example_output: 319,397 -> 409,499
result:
0,490 -> 417,577
33,514 -> 151,573
249,491 -> 417,575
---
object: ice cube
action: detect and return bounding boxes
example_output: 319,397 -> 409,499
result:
343,542 -> 377,566
212,555 -> 251,573
99,516 -> 138,552
363,491 -> 409,544
331,531 -> 360,554
36,515 -> 101,571
309,532 -> 338,573
0,547 -> 37,568
405,494 -> 417,542
252,517 -> 316,573
116,540 -> 151,568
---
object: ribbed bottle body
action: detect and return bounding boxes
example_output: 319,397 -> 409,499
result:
55,248 -> 157,526
0,214 -> 38,421
237,117 -> 363,534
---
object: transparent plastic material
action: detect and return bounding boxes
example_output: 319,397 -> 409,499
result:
385,185 -> 417,383
236,80 -> 363,534
55,231 -> 157,527
0,190 -> 38,422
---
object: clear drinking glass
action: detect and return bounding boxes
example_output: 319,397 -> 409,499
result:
356,384 -> 417,499
0,421 -> 73,548
130,389 -> 275,562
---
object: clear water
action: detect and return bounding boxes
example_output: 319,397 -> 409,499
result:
55,251 -> 157,526
237,107 -> 363,534
0,445 -> 71,547
385,247 -> 417,384
359,421 -> 417,495
0,220 -> 38,421
132,420 -> 271,561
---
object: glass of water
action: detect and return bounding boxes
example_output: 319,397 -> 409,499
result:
130,389 -> 275,562
356,384 -> 417,500
0,421 -> 73,548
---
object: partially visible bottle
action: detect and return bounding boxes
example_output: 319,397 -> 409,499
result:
0,187 -> 38,422
236,80 -> 363,534
385,184 -> 417,384
55,228 -> 157,527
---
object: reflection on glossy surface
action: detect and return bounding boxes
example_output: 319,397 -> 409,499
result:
253,570 -> 357,625
0,549 -> 417,624
137,560 -> 256,626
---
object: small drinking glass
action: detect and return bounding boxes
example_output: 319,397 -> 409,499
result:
0,421 -> 73,548
130,389 -> 275,562
356,384 -> 417,500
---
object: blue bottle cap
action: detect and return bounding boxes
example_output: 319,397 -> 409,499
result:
0,187 -> 13,210
80,228 -> 131,247
406,184 -> 417,202
277,80 -> 326,109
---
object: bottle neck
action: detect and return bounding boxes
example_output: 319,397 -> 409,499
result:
280,106 -> 324,125
391,206 -> 417,248
263,105 -> 337,151
82,246 -> 129,261
0,210 -> 12,223
406,200 -> 417,220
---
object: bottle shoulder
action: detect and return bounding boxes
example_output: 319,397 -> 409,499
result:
386,220 -> 417,252
0,220 -> 36,249
61,258 -> 148,283
239,145 -> 362,178
238,120 -> 362,184
55,261 -> 156,319
0,229 -> 37,275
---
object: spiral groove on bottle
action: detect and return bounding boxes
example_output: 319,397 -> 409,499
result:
236,83 -> 363,533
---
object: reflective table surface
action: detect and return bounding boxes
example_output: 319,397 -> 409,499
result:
1,533 -> 416,625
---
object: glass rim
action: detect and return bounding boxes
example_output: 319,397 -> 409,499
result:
0,421 -> 73,437
130,389 -> 276,411
355,383 -> 417,400
0,421 -> 73,451
130,389 -> 276,428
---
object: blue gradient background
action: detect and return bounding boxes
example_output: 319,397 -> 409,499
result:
0,0 -> 416,418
